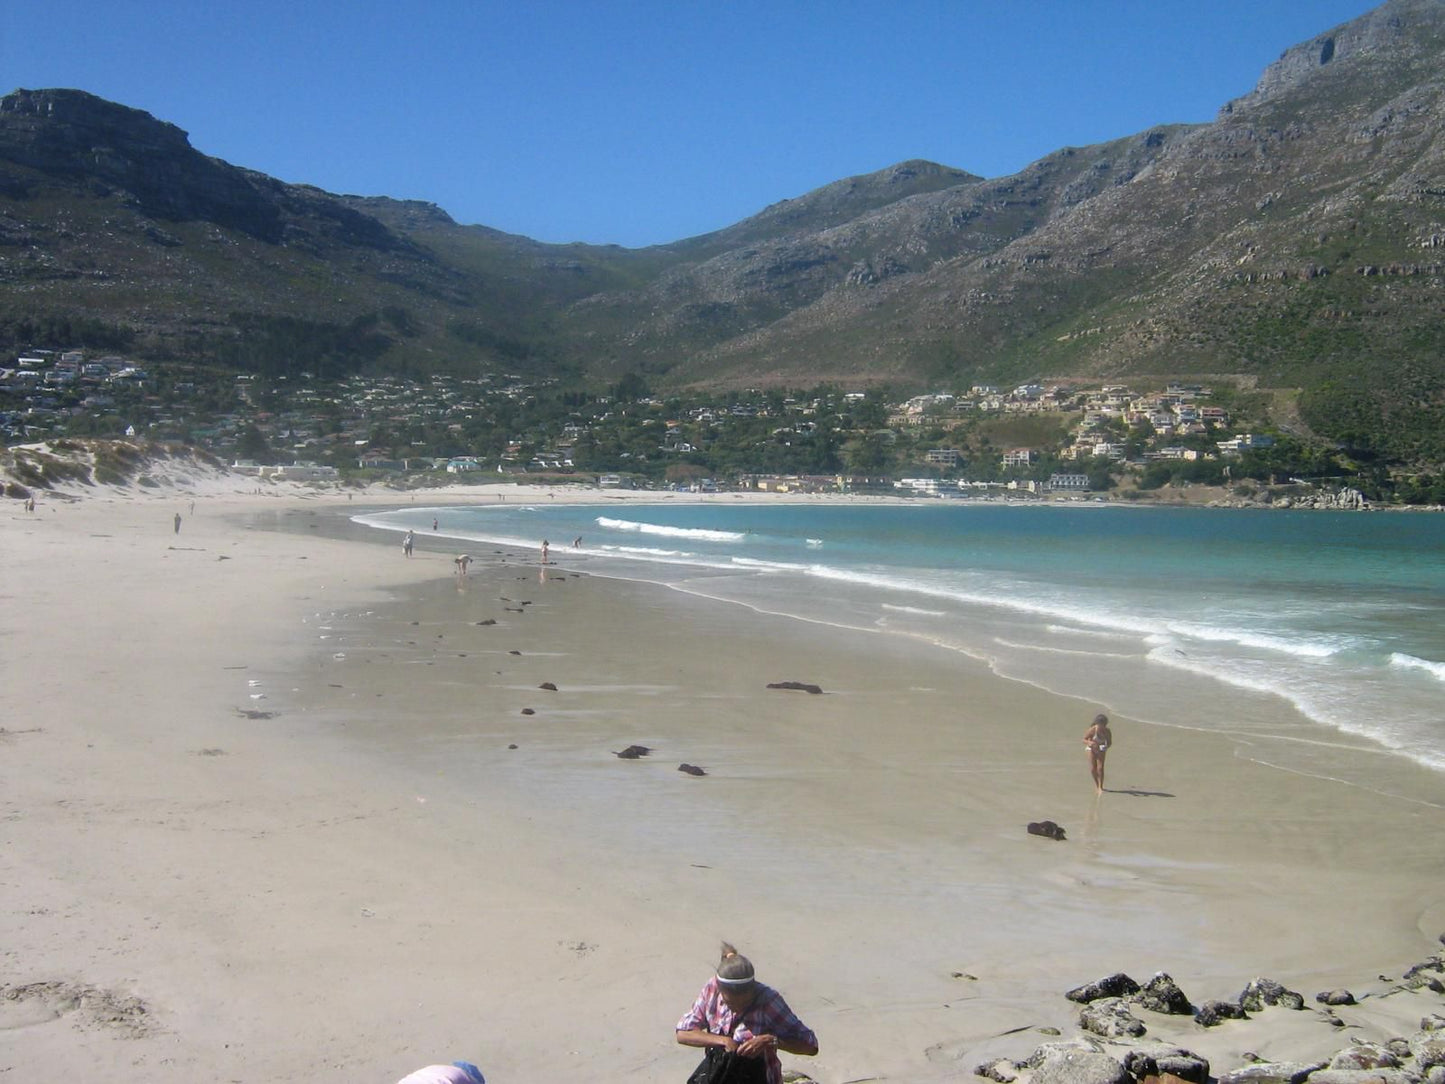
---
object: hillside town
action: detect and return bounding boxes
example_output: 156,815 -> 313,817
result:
0,345 -> 1391,501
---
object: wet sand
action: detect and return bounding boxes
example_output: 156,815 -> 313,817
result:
2,488 -> 1442,1082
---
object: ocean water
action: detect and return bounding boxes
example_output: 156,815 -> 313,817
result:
355,501 -> 1445,790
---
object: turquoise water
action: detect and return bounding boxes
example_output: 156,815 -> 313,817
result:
355,501 -> 1445,782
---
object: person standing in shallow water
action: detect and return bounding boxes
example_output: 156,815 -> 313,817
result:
676,942 -> 818,1084
1083,712 -> 1113,795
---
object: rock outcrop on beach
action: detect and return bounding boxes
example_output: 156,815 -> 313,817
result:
1208,487 -> 1372,512
981,944 -> 1445,1084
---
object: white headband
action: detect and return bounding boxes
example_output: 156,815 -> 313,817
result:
716,972 -> 755,986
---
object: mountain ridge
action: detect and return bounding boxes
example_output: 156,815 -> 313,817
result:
3,0 -> 1445,466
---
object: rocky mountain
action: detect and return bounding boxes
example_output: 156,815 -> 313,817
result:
2,0 -> 1445,464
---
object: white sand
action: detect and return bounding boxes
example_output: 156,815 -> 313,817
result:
2,481 -> 1442,1083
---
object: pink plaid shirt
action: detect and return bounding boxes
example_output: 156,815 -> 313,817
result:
676,978 -> 817,1084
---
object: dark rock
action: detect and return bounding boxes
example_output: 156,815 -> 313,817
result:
1385,1039 -> 1410,1059
1194,999 -> 1248,1027
1300,1072 -> 1414,1084
1066,973 -> 1141,1003
613,745 -> 651,759
1215,1062 -> 1322,1084
1136,971 -> 1194,1015
476,619 -> 496,626
507,744 -> 517,749
1422,1014 -> 1445,1032
766,681 -> 824,694
1404,957 -> 1444,979
1122,1046 -> 1210,1084
508,649 -> 522,655
1079,997 -> 1147,1039
677,763 -> 706,776
1316,989 -> 1357,1006
1239,977 -> 1305,1011
520,708 -> 534,715
1327,1041 -> 1399,1070
1027,820 -> 1067,840
538,682 -> 557,691
973,1058 -> 1019,1082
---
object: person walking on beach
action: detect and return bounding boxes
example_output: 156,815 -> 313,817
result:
454,554 -> 472,576
174,512 -> 182,534
540,539 -> 549,565
402,530 -> 415,557
1083,713 -> 1113,795
676,942 -> 818,1084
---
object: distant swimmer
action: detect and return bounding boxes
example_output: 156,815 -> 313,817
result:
454,554 -> 472,575
433,518 -> 439,531
573,536 -> 582,548
1083,713 -> 1113,795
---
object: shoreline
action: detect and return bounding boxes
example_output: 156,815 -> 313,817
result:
3,485 -> 1442,1082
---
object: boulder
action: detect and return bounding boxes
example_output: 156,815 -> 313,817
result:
1410,1036 -> 1445,1070
1029,1048 -> 1129,1084
1079,996 -> 1147,1039
1327,1041 -> 1400,1070
1136,972 -> 1194,1015
1122,1045 -> 1210,1083
1305,1071 -> 1415,1084
1066,972 -> 1141,1003
1215,1062 -> 1323,1083
613,745 -> 651,759
1422,1014 -> 1445,1032
1427,1067 -> 1445,1084
1027,820 -> 1067,840
1316,989 -> 1357,1006
677,763 -> 706,776
1239,977 -> 1305,1011
1194,999 -> 1248,1027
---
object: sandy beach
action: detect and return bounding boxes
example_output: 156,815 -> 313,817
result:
3,480 -> 1443,1083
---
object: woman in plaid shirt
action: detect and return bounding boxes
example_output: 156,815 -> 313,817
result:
675,942 -> 818,1084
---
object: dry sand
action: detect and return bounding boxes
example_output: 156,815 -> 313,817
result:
2,483 -> 1443,1083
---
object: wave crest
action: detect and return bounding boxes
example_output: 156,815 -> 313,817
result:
595,516 -> 746,542
1390,653 -> 1445,682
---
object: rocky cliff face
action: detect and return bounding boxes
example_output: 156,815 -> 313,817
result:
0,88 -> 407,251
1230,0 -> 1445,109
0,89 -> 286,241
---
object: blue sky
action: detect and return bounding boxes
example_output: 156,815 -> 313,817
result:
3,0 -> 1378,248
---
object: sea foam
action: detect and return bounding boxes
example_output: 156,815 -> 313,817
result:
595,516 -> 746,542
